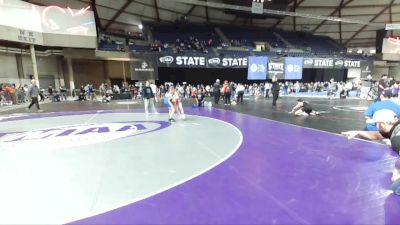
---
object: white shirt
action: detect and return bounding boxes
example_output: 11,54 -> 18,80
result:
236,85 -> 245,92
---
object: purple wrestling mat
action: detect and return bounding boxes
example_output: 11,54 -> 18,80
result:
42,107 -> 399,224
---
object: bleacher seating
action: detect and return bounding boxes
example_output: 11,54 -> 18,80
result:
219,26 -> 284,48
96,23 -> 370,59
276,31 -> 343,54
99,43 -> 124,52
151,24 -> 218,46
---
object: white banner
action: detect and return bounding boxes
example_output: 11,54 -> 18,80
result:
386,24 -> 400,30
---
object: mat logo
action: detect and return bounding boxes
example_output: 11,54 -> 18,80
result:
0,121 -> 169,149
159,56 -> 174,64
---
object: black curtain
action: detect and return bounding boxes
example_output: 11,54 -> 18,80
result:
302,69 -> 347,83
157,67 -> 250,85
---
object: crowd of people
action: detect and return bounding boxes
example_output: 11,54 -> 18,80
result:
340,74 -> 400,195
0,75 -> 394,109
2,74 -> 400,194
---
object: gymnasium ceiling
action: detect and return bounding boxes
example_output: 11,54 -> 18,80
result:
26,0 -> 400,48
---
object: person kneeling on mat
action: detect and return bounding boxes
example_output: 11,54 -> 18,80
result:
341,109 -> 400,195
289,99 -> 320,116
195,89 -> 205,107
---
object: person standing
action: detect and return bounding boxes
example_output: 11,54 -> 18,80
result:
60,86 -> 68,101
378,74 -> 388,101
213,79 -> 221,104
150,81 -> 158,103
142,80 -> 157,115
360,75 -> 372,99
222,80 -> 231,105
236,83 -> 245,104
271,75 -> 279,106
27,80 -> 42,112
265,82 -> 271,98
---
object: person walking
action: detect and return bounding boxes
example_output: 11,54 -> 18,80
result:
27,80 -> 42,112
271,75 -> 279,106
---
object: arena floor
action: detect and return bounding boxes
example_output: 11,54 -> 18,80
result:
0,96 -> 399,225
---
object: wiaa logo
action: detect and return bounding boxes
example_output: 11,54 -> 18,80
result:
0,121 -> 170,149
159,56 -> 174,64
250,63 -> 265,73
208,58 -> 220,65
335,60 -> 344,66
141,61 -> 148,69
304,59 -> 313,65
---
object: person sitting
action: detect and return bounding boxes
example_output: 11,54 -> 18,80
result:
52,91 -> 60,102
289,98 -> 320,116
341,109 -> 400,195
195,89 -> 205,107
364,90 -> 400,131
78,85 -> 86,101
102,93 -> 111,103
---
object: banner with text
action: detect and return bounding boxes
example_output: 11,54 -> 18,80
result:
302,58 -> 367,69
247,56 -> 268,80
285,57 -> 303,80
268,57 -> 285,79
158,54 -> 248,68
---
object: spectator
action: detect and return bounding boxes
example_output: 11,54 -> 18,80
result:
222,80 -> 231,106
364,90 -> 400,131
236,83 -> 245,104
341,109 -> 400,195
142,80 -> 157,115
27,80 -> 42,112
60,86 -> 68,101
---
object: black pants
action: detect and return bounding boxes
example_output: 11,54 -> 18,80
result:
39,93 -> 45,101
237,91 -> 244,103
28,97 -> 40,109
214,92 -> 220,104
224,93 -> 231,105
272,91 -> 279,106
265,89 -> 269,98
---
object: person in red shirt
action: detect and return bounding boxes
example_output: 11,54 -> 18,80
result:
222,80 -> 231,105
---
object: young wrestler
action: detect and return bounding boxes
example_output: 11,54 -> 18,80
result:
173,86 -> 186,120
163,87 -> 176,122
289,98 -> 320,116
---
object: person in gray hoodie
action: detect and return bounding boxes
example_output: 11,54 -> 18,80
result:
27,80 -> 42,112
